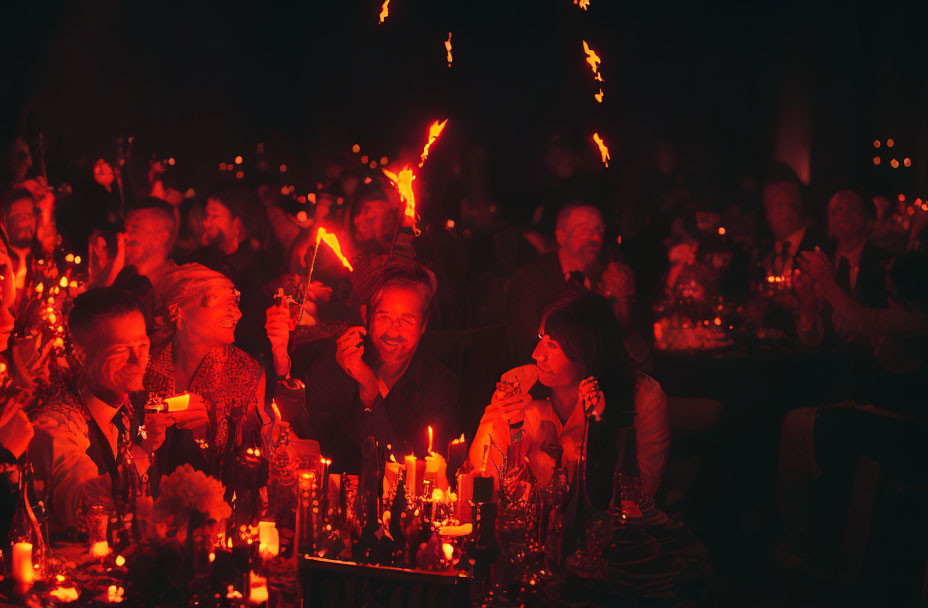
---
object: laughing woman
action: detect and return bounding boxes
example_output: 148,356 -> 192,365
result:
145,263 -> 266,486
470,289 -> 670,510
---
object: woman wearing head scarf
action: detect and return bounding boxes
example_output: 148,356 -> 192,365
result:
144,263 -> 266,488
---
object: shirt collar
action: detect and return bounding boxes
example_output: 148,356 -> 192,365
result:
837,240 -> 866,267
83,390 -> 125,431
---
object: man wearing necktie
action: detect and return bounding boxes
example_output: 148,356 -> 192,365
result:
29,288 -> 207,533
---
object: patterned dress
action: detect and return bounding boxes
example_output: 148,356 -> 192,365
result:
144,342 -> 262,484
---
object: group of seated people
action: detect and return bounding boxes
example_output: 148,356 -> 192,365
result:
0,133 -> 922,583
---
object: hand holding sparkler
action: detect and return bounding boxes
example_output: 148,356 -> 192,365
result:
579,376 -> 605,421
88,232 -> 126,288
265,290 -> 296,377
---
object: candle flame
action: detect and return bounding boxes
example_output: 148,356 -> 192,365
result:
389,453 -> 397,462
419,119 -> 449,167
316,227 -> 354,271
428,425 -> 434,453
379,0 -> 389,24
592,133 -> 611,167
383,166 -> 420,236
442,542 -> 454,561
271,400 -> 282,422
444,32 -> 453,67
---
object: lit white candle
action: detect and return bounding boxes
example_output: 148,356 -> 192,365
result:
12,542 -> 34,585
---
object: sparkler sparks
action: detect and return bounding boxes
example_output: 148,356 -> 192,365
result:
592,133 -> 610,167
379,0 -> 390,24
594,88 -> 604,103
445,33 -> 453,67
316,227 -> 353,271
574,0 -> 591,9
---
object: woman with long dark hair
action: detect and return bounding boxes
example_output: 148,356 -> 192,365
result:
470,289 -> 670,507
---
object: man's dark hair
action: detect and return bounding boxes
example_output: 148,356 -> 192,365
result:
0,188 -> 35,216
68,288 -> 144,348
368,259 -> 438,317
126,196 -> 177,234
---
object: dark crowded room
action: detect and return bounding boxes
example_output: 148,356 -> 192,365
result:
0,0 -> 926,606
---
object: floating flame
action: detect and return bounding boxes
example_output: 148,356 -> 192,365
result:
592,133 -> 610,167
428,425 -> 434,453
444,32 -> 453,67
594,88 -> 604,103
583,40 -> 602,77
419,119 -> 448,167
451,433 -> 466,444
379,0 -> 389,24
574,0 -> 590,9
316,227 -> 354,271
382,167 -> 419,236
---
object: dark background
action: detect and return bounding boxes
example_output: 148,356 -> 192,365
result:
2,0 -> 927,206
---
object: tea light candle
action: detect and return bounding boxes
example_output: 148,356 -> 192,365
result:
248,571 -> 268,604
12,542 -> 34,585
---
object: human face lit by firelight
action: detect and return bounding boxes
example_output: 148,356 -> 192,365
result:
178,280 -> 242,347
369,283 -> 429,366
532,317 -> 585,389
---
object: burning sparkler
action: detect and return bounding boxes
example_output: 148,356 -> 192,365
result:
315,227 -> 353,272
574,0 -> 591,9
383,118 -> 450,240
379,0 -> 389,24
445,33 -> 453,67
593,132 -> 610,167
419,119 -> 448,167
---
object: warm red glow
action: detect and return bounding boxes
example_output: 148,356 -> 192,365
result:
873,139 -> 881,148
873,156 -> 881,166
718,226 -> 726,235
592,132 -> 610,167
234,155 -> 243,165
898,194 -> 906,202
891,158 -> 900,168
316,227 -> 354,271
574,0 -> 590,9
419,119 -> 449,167
583,40 -> 602,77
887,138 -> 895,148
445,32 -> 453,67
379,0 -> 389,24
383,166 -> 419,235
904,157 -> 911,167
279,163 -> 287,172
428,425 -> 434,453
271,400 -> 282,422
594,88 -> 604,103
352,144 -> 361,153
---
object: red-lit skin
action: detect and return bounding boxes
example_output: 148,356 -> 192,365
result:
124,208 -> 173,278
353,199 -> 396,248
763,181 -> 805,241
533,318 -> 586,423
3,197 -> 36,249
556,205 -> 605,275
827,192 -> 870,254
202,198 -> 243,255
78,312 -> 151,403
0,243 -> 15,351
93,158 -> 115,191
172,279 -> 242,393
336,283 -> 429,408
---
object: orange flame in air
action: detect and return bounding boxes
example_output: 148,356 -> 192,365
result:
383,119 -> 449,237
592,133 -> 610,167
419,119 -> 448,167
451,433 -> 466,444
382,166 -> 419,235
574,0 -> 590,9
428,425 -> 434,453
271,401 -> 282,422
444,33 -> 453,67
594,88 -> 604,103
583,40 -> 602,77
379,0 -> 389,24
316,227 -> 354,271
